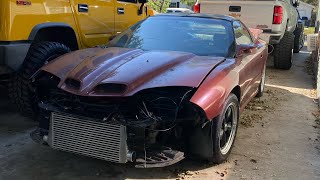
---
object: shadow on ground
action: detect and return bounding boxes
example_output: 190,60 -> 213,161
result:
0,85 -> 16,114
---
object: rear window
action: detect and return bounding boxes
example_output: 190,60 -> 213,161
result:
108,16 -> 235,57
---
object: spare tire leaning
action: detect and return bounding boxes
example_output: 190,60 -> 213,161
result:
8,42 -> 71,118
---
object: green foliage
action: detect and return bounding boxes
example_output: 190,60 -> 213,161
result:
148,0 -> 171,13
180,0 -> 197,7
304,27 -> 315,34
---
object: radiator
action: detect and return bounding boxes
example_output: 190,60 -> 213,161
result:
48,112 -> 128,163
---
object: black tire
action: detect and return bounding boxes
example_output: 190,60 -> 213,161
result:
210,94 -> 239,163
256,64 -> 266,98
8,42 -> 70,117
293,26 -> 304,53
273,31 -> 294,70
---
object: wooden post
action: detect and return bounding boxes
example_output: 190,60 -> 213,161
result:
316,0 -> 320,32
317,32 -> 320,104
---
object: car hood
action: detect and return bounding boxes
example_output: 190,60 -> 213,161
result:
40,47 -> 226,96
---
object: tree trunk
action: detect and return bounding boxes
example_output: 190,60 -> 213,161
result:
160,0 -> 165,12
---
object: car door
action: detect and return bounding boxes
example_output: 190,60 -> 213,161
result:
233,21 -> 262,106
115,0 -> 145,34
71,0 -> 115,48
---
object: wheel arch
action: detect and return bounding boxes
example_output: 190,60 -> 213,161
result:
187,86 -> 240,160
28,23 -> 79,51
190,63 -> 239,120
231,85 -> 241,103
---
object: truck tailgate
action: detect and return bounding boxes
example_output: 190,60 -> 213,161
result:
200,1 -> 276,30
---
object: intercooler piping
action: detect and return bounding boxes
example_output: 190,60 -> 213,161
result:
127,151 -> 136,162
43,135 -> 48,143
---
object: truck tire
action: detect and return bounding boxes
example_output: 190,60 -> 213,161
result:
293,26 -> 304,53
8,42 -> 70,117
273,31 -> 294,70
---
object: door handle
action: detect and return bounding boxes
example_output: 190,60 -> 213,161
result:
117,8 -> 124,14
78,4 -> 88,12
229,6 -> 241,12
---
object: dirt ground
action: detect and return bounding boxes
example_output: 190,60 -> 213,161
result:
0,50 -> 320,180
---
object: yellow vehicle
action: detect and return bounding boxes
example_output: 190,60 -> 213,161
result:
0,0 -> 150,117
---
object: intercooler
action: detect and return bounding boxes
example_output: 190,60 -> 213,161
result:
48,112 -> 129,163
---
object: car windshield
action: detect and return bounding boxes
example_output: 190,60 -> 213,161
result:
108,16 -> 234,57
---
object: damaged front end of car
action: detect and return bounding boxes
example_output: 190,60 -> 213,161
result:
31,71 -> 210,168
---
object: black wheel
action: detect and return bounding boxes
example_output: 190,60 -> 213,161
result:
8,42 -> 70,118
273,31 -> 294,70
256,64 -> 266,98
210,94 -> 239,163
293,26 -> 304,53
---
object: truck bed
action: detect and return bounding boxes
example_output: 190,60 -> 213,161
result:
200,0 -> 276,30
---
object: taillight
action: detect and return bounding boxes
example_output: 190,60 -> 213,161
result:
273,6 -> 283,24
194,1 -> 200,13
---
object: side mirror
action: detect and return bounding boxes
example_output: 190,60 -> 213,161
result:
236,44 -> 256,57
293,0 -> 299,7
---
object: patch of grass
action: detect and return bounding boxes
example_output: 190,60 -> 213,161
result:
304,27 -> 316,35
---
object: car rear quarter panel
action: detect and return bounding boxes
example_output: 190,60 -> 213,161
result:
190,58 -> 239,120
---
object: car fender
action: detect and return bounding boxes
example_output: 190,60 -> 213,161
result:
190,59 -> 239,120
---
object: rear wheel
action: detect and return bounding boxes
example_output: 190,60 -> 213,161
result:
8,42 -> 70,118
209,94 -> 239,163
273,31 -> 294,70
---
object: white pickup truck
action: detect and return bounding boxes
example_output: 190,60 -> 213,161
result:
194,0 -> 303,70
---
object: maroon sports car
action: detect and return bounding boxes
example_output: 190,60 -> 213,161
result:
31,14 -> 268,168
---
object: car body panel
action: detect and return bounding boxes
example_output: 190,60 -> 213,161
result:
71,0 -> 116,47
32,14 -> 269,166
38,20 -> 268,120
115,1 -> 147,35
40,47 -> 226,97
191,39 -> 268,119
0,0 -> 150,46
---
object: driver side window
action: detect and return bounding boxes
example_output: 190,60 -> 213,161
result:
233,21 -> 253,45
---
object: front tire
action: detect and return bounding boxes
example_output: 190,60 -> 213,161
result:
210,94 -> 239,163
8,42 -> 71,117
273,31 -> 294,70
